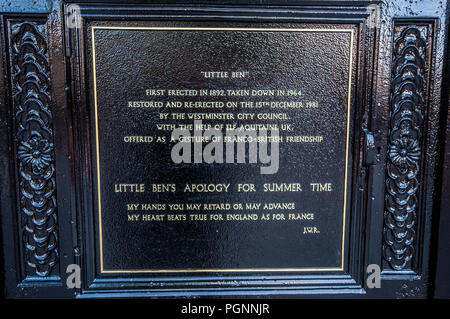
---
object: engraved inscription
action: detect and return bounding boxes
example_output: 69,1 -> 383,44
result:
91,26 -> 354,272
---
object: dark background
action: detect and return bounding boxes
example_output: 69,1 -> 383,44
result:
0,0 -> 448,298
92,26 -> 353,271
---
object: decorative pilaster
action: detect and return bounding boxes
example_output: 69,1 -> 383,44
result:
9,21 -> 59,277
383,25 -> 429,271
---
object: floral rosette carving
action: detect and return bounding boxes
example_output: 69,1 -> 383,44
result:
11,21 -> 58,277
383,26 -> 427,270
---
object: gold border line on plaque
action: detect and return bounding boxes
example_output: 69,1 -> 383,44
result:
91,27 -> 354,274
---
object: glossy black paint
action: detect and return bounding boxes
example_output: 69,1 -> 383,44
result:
0,0 -> 448,298
92,25 -> 355,272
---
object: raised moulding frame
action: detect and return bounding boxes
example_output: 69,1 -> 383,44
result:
68,3 -> 371,297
